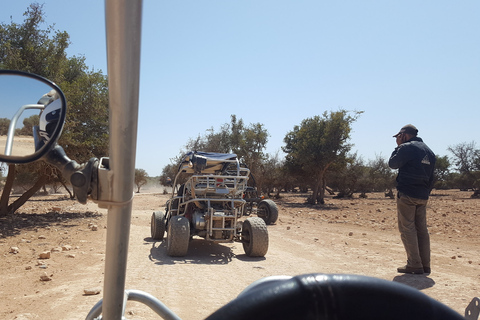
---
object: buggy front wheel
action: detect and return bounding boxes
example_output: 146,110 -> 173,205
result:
151,211 -> 166,240
242,217 -> 268,257
258,200 -> 278,225
166,216 -> 190,257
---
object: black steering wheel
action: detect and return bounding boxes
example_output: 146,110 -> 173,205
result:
206,274 -> 464,320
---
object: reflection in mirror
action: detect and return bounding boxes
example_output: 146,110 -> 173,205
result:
0,72 -> 65,160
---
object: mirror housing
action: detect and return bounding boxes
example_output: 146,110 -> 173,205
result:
0,70 -> 66,164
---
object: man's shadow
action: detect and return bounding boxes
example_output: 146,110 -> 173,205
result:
393,274 -> 435,290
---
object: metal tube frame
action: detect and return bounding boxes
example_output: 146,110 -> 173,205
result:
101,1 -> 144,319
4,104 -> 44,155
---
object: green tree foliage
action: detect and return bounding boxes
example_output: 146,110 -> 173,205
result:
0,3 -> 108,214
327,153 -> 367,198
0,3 -> 69,82
434,155 -> 451,189
366,155 -> 396,193
283,110 -> 362,204
228,115 -> 269,191
59,69 -> 109,162
447,142 -> 480,193
134,169 -> 148,193
16,114 -> 39,136
159,163 -> 180,187
327,154 -> 396,198
0,118 -> 10,135
185,125 -> 231,154
163,115 -> 270,193
259,152 -> 286,197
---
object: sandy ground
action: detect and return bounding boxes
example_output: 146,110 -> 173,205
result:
0,135 -> 36,157
0,187 -> 479,319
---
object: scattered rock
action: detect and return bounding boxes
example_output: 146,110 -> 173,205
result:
51,247 -> 62,253
10,246 -> 19,254
91,225 -> 98,231
38,251 -> 51,259
40,272 -> 52,281
84,287 -> 101,295
348,232 -> 354,236
66,254 -> 76,258
62,245 -> 72,251
38,235 -> 46,239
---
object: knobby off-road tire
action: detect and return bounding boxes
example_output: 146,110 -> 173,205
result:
242,217 -> 269,257
258,199 -> 278,225
151,211 -> 166,240
166,216 -> 190,257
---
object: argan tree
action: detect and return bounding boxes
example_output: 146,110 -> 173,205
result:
0,3 -> 108,215
134,169 -> 149,193
283,110 -> 362,204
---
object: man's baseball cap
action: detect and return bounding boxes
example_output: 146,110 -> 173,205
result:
393,124 -> 418,137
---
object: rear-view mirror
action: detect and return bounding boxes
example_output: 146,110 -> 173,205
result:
0,70 -> 66,164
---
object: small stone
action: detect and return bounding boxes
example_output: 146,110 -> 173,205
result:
40,272 -> 52,281
66,254 -> 76,258
348,232 -> 354,236
91,225 -> 98,231
10,246 -> 19,254
25,266 -> 32,270
62,245 -> 72,251
38,235 -> 46,239
51,247 -> 62,253
84,287 -> 101,295
38,251 -> 51,259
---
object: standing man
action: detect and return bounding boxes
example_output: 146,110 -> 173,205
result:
389,124 -> 436,274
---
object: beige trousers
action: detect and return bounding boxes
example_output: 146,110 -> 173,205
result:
396,192 -> 431,269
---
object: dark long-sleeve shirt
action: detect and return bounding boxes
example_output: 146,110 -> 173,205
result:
388,137 -> 436,200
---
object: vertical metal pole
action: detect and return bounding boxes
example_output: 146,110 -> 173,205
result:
103,1 -> 142,319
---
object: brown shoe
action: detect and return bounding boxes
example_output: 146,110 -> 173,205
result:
397,265 -> 424,274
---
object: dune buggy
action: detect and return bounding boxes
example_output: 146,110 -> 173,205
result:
150,151 -> 269,257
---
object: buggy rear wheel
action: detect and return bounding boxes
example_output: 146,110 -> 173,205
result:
242,217 -> 268,257
151,211 -> 166,240
258,199 -> 278,225
166,216 -> 190,257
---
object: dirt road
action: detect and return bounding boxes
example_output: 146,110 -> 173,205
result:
1,190 -> 479,319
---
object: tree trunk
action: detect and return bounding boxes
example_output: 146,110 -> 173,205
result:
0,164 -> 16,216
310,171 -> 326,205
7,175 -> 48,215
60,180 -> 74,199
310,179 -> 321,205
318,178 -> 326,204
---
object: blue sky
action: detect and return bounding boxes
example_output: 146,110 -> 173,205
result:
2,1 -> 479,176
